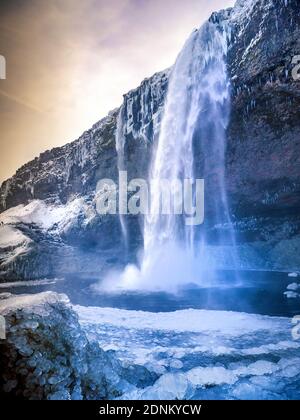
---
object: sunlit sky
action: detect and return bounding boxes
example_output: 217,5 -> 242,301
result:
0,0 -> 234,183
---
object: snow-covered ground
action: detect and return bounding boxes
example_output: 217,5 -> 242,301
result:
75,306 -> 300,400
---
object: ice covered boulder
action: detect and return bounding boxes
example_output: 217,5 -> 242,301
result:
0,292 -> 125,400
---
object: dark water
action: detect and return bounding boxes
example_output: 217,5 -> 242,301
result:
1,270 -> 299,317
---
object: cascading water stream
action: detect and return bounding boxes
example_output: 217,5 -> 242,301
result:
142,19 -> 235,281
115,106 -> 129,252
107,17 -> 238,292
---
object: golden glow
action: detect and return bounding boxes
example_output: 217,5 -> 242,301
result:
0,0 -> 234,183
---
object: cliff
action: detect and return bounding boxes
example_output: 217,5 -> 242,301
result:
0,0 -> 300,280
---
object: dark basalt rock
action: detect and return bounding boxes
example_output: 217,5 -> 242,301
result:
227,0 -> 300,219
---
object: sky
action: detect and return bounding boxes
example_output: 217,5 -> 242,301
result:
0,0 -> 235,183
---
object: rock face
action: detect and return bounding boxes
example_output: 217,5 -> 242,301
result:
0,292 -> 126,400
0,0 -> 300,279
0,70 -> 169,281
226,0 -> 300,268
0,69 -> 169,214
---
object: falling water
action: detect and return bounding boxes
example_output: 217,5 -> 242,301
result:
115,107 -> 129,251
142,19 -> 235,277
105,18 -> 237,292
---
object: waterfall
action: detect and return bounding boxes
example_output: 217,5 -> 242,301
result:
144,21 -> 229,252
115,106 -> 129,251
141,20 -> 234,282
104,18 -> 236,293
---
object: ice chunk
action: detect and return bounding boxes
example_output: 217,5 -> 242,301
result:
284,291 -> 299,299
169,359 -> 184,370
234,360 -> 279,376
142,373 -> 191,400
186,366 -> 238,387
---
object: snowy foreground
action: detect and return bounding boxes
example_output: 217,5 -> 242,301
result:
75,306 -> 300,400
1,292 -> 299,400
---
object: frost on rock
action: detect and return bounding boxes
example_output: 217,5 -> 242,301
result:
120,69 -> 169,144
0,198 -> 96,234
0,292 -> 131,400
0,226 -> 28,249
231,0 -> 260,23
0,198 -> 101,281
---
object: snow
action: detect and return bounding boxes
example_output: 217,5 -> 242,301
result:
75,306 -> 286,335
0,225 -> 28,248
241,29 -> 262,62
0,201 -> 62,229
230,0 -> 274,63
231,0 -> 259,23
0,198 -> 96,233
0,225 -> 31,271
